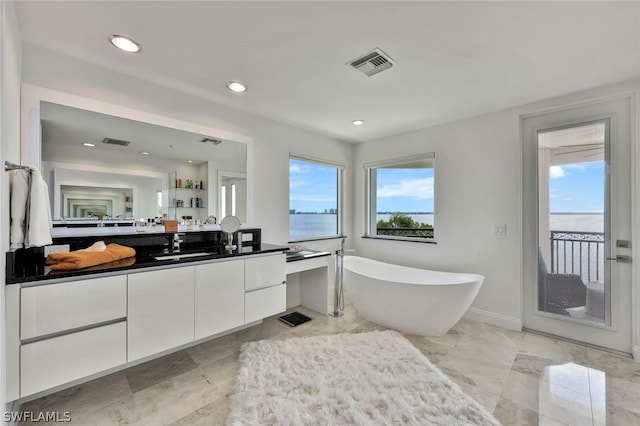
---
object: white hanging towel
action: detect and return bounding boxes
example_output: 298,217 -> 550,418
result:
10,167 -> 52,249
9,169 -> 29,250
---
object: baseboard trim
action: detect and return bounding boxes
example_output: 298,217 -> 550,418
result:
5,400 -> 19,426
463,308 -> 522,331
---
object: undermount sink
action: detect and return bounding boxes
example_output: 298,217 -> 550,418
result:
153,252 -> 213,261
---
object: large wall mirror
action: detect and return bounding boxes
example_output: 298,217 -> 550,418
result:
22,86 -> 253,225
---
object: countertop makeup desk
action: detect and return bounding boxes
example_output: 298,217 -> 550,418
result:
285,249 -> 332,315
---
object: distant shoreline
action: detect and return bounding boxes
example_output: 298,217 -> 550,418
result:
549,212 -> 604,215
290,211 -> 602,215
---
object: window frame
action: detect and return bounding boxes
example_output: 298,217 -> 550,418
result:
363,152 -> 436,243
288,154 -> 345,242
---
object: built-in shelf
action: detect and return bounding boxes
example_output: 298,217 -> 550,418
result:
168,170 -> 208,220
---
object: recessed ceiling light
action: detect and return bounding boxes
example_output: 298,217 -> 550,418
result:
352,120 -> 365,126
139,151 -> 150,156
108,34 -> 141,53
188,160 -> 193,163
226,81 -> 247,93
82,143 -> 96,147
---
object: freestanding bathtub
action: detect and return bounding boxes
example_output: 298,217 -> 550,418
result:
343,256 -> 484,336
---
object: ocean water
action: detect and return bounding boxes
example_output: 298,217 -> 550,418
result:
549,213 -> 604,233
289,214 -> 338,239
289,213 -> 604,239
289,213 -> 435,239
376,213 -> 603,233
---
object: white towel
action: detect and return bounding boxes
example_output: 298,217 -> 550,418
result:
77,241 -> 107,252
10,167 -> 52,249
9,169 -> 29,250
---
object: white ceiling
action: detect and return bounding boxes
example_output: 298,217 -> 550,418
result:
14,1 -> 640,143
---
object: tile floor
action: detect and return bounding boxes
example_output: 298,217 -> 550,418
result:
18,303 -> 640,426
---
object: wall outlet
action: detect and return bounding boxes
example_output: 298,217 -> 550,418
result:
44,244 -> 70,256
493,224 -> 507,236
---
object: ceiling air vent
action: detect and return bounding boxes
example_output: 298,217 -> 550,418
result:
102,137 -> 131,147
200,138 -> 222,145
348,48 -> 395,77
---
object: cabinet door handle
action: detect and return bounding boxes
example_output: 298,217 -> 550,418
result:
245,282 -> 285,293
606,255 -> 631,263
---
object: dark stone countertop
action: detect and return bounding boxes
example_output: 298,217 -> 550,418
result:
7,239 -> 288,285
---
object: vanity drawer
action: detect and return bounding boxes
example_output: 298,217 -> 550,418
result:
245,283 -> 286,323
244,253 -> 286,291
21,275 -> 127,340
21,321 -> 126,397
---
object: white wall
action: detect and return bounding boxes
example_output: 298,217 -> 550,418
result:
20,43 -> 354,254
354,79 -> 639,333
354,110 -> 522,328
1,0 -> 21,417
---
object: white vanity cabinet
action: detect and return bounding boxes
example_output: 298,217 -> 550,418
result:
244,253 -> 287,323
21,275 -> 127,339
19,276 -> 127,396
194,260 -> 245,339
11,250 -> 287,399
21,323 -> 126,397
127,267 -> 195,361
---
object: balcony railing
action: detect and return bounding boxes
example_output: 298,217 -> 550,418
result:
550,230 -> 605,283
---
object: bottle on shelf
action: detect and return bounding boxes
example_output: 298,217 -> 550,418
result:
177,178 -> 182,188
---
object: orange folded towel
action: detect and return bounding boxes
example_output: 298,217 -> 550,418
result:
46,243 -> 136,271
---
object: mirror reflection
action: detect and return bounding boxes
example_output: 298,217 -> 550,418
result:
61,185 -> 133,218
40,102 -> 247,224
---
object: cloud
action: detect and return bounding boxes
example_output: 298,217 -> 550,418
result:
549,166 -> 565,179
377,177 -> 434,199
289,164 -> 308,174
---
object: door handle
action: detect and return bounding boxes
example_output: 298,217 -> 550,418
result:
606,255 -> 632,263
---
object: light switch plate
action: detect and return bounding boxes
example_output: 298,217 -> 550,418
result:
493,224 -> 507,236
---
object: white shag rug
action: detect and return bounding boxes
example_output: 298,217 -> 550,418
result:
227,330 -> 501,425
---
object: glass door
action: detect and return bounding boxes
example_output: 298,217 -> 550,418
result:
537,121 -> 609,324
523,97 -> 632,354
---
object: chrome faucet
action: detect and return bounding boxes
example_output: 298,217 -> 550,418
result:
330,237 -> 354,318
173,233 -> 183,251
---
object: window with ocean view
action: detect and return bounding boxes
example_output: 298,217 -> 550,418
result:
289,156 -> 343,241
364,153 -> 435,241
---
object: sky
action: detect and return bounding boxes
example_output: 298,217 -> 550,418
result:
289,159 -> 338,212
289,158 -> 603,214
289,159 -> 434,213
549,161 -> 604,213
375,168 -> 434,212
